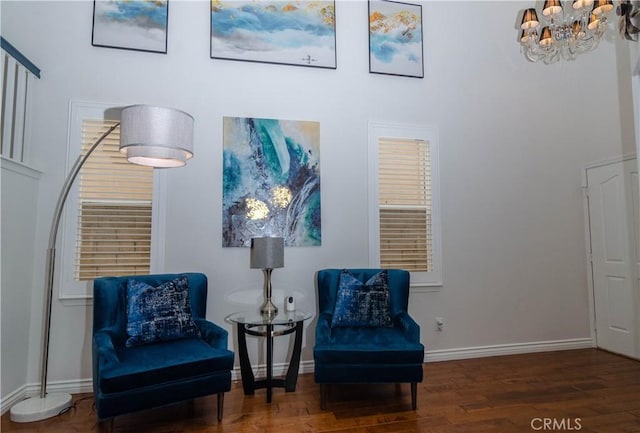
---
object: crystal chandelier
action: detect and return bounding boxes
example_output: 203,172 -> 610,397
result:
519,0 -> 614,64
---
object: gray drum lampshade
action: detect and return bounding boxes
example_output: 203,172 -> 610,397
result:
250,237 -> 284,269
119,105 -> 194,168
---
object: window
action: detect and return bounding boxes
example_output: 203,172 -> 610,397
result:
368,122 -> 442,289
75,119 -> 154,280
59,102 -> 166,300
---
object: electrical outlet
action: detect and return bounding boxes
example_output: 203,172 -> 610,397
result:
435,317 -> 444,332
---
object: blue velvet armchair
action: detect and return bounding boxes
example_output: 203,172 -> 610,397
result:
92,273 -> 234,428
313,269 -> 424,409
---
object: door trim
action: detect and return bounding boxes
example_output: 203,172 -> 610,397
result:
581,153 -> 636,187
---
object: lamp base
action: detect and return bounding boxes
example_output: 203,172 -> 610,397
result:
260,299 -> 279,319
259,267 -> 278,319
10,392 -> 72,423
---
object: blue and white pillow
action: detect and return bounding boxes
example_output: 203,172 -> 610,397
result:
125,275 -> 200,347
331,269 -> 393,328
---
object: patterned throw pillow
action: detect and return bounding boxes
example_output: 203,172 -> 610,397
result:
125,275 -> 200,347
331,269 -> 393,328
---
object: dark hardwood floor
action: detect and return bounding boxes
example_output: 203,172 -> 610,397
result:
2,349 -> 640,432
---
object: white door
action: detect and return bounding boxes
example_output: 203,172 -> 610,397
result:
586,158 -> 639,359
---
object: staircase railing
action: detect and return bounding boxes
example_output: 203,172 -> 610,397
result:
1,37 -> 41,163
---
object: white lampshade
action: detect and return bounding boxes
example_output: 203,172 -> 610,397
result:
573,0 -> 594,9
588,12 -> 600,30
520,8 -> 539,30
250,237 -> 284,269
119,105 -> 194,168
592,0 -> 613,15
539,26 -> 554,46
542,0 -> 563,16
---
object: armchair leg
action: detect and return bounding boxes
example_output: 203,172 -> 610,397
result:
411,382 -> 418,410
217,392 -> 225,421
187,398 -> 196,416
320,384 -> 327,410
98,418 -> 113,433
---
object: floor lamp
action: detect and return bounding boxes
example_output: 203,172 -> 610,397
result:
9,105 -> 194,423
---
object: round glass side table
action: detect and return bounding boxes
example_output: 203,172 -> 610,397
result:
225,310 -> 312,403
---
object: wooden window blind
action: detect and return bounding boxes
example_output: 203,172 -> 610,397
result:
378,137 -> 432,272
75,119 -> 154,280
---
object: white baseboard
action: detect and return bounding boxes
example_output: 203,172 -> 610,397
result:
1,337 -> 594,415
424,338 -> 594,363
230,359 -> 315,382
0,378 -> 93,416
0,385 -> 27,415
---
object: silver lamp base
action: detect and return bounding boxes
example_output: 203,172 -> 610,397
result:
260,268 -> 278,319
260,298 -> 279,318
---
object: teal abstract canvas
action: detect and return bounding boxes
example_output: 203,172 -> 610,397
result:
223,117 -> 321,247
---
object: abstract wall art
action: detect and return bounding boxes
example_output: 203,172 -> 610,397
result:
369,0 -> 423,78
223,117 -> 321,247
92,0 -> 169,53
211,0 -> 336,69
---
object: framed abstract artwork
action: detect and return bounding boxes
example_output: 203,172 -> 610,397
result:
222,117 -> 321,247
369,0 -> 423,78
92,0 -> 169,54
211,1 -> 336,69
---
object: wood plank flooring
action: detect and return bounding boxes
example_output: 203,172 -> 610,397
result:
2,349 -> 640,433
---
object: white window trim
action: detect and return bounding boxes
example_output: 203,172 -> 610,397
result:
57,100 -> 167,303
368,121 -> 443,291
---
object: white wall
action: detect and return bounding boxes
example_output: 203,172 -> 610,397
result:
0,0 -> 636,400
1,160 -> 41,411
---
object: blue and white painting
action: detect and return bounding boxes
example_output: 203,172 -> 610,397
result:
369,0 -> 423,78
223,117 -> 321,247
211,1 -> 336,68
92,0 -> 168,53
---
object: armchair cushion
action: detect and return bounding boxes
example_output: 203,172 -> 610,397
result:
314,325 -> 424,364
331,269 -> 392,328
99,337 -> 234,394
125,275 -> 200,347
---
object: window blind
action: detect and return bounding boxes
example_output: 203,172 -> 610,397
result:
378,137 -> 432,272
75,119 -> 154,280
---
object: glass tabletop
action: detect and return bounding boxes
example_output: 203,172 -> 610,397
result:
225,310 -> 311,326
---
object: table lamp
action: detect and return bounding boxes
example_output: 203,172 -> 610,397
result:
250,237 -> 284,318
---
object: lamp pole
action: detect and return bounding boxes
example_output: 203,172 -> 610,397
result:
41,123 -> 120,398
11,124 -> 120,422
